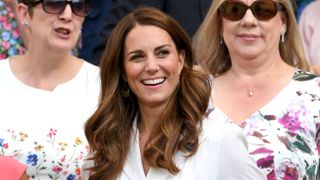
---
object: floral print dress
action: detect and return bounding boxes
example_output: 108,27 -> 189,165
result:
0,1 -> 25,59
207,70 -> 320,180
0,59 -> 101,180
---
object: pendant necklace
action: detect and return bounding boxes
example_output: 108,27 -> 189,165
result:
230,61 -> 277,98
230,70 -> 254,97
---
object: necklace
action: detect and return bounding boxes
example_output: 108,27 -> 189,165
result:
229,60 -> 277,97
230,70 -> 254,97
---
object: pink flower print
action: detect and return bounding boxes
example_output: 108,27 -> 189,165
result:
52,165 -> 63,172
2,41 -> 10,49
12,29 -> 20,38
0,54 -> 6,59
60,155 -> 66,162
250,147 -> 273,155
47,129 -> 57,138
19,47 -> 25,55
3,21 -> 12,30
267,170 -> 276,180
8,12 -> 15,19
257,155 -> 274,168
75,152 -> 83,161
47,129 -> 57,145
279,111 -> 302,132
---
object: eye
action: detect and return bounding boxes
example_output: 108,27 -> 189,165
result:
130,53 -> 144,61
156,49 -> 170,58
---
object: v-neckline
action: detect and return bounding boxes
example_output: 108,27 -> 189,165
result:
209,76 -> 296,125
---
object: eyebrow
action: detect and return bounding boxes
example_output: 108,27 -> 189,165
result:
127,44 -> 172,56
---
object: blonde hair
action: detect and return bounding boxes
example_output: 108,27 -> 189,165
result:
193,0 -> 309,76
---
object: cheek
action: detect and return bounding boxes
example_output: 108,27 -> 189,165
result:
75,18 -> 84,30
124,63 -> 141,85
165,61 -> 181,82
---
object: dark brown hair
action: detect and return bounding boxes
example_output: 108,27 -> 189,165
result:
84,7 -> 211,179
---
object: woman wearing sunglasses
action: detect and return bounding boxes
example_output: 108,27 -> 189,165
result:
194,0 -> 319,179
0,0 -> 100,179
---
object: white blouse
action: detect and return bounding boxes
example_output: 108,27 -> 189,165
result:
83,117 -> 266,180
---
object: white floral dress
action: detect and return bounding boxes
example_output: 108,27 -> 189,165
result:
0,59 -> 100,179
207,70 -> 320,180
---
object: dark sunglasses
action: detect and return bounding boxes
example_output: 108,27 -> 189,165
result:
28,0 -> 91,17
219,0 -> 283,21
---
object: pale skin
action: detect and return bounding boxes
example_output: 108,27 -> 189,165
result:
211,0 -> 295,124
11,2 -> 84,91
123,25 -> 184,175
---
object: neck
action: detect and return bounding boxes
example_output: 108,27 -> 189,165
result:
138,104 -> 165,135
9,52 -> 82,91
228,56 -> 289,98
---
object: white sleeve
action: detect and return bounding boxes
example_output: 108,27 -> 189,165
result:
216,124 -> 266,180
81,152 -> 95,180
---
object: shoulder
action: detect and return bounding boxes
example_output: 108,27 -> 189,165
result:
199,118 -> 266,180
201,118 -> 245,145
82,61 -> 100,73
81,61 -> 101,83
0,58 -> 9,65
292,69 -> 320,91
304,0 -> 320,12
0,58 -> 10,76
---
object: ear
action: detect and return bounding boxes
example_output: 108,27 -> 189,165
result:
16,3 -> 31,26
280,12 -> 287,35
177,50 -> 185,74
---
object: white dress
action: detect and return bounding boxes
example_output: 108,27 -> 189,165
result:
0,58 -> 101,179
82,116 -> 266,180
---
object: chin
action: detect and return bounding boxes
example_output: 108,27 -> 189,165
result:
142,96 -> 171,107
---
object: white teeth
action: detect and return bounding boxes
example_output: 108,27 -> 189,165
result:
143,78 -> 165,85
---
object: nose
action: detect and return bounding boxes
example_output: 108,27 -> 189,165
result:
59,4 -> 73,21
145,56 -> 159,73
240,9 -> 257,26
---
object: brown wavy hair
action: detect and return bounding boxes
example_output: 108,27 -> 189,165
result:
84,7 -> 211,179
193,0 -> 309,76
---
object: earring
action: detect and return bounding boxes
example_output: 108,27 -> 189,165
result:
281,33 -> 285,43
23,21 -> 29,28
220,36 -> 223,45
121,82 -> 130,97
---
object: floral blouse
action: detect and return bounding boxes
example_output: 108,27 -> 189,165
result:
0,1 -> 25,59
208,70 -> 320,180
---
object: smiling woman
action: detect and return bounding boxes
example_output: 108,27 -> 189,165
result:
83,6 -> 265,180
0,0 -> 100,179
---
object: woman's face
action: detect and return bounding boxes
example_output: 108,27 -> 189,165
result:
221,0 -> 286,61
25,2 -> 84,51
123,25 -> 184,108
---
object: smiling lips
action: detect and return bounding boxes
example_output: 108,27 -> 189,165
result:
142,77 -> 166,86
238,34 -> 261,40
